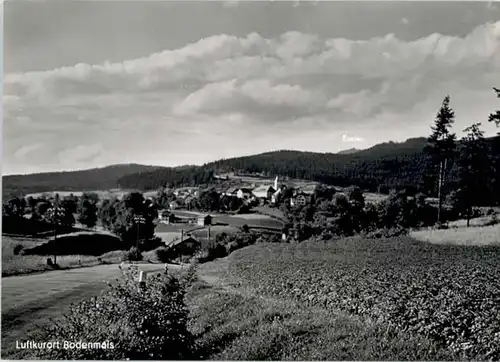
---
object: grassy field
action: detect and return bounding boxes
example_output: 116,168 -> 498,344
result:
216,236 -> 500,360
2,235 -> 126,277
188,265 -> 457,360
411,223 -> 500,246
253,206 -> 287,221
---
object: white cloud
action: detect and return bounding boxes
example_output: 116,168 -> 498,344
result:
3,21 -> 500,173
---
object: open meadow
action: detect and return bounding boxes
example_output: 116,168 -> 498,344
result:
411,223 -> 500,246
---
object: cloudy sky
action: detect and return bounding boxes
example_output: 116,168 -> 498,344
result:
3,1 -> 500,175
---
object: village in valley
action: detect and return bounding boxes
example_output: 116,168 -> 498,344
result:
131,174 -> 323,257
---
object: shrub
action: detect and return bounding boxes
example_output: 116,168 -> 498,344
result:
13,244 -> 24,255
155,247 -> 175,263
365,227 -> 408,239
32,265 -> 195,360
485,213 -> 499,226
123,246 -> 143,262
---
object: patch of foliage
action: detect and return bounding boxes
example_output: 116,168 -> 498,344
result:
98,192 -> 157,246
31,265 -> 195,360
123,246 -> 143,262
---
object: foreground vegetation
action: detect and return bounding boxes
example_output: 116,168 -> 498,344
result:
222,237 -> 500,360
188,275 -> 457,360
10,258 -> 460,361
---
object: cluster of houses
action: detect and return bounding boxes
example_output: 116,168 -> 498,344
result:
221,177 -> 317,207
160,177 -> 319,217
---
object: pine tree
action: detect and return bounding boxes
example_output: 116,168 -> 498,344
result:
424,96 -> 457,224
488,87 -> 500,129
487,87 -> 500,206
456,123 -> 489,227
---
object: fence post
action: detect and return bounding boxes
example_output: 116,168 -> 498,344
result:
138,270 -> 146,291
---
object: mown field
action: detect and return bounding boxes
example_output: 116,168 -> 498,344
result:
219,236 -> 500,360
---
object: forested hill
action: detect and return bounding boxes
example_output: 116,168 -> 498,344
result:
116,137 -> 431,192
2,164 -> 165,198
203,137 -> 431,192
116,136 -> 500,194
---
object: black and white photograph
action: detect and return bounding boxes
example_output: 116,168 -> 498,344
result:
2,0 -> 500,360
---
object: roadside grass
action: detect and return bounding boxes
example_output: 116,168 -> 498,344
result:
187,266 -> 458,360
411,223 -> 500,246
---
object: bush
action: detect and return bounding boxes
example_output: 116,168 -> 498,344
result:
32,265 -> 195,360
485,213 -> 499,226
13,244 -> 24,255
123,246 -> 143,262
365,227 -> 409,239
155,247 -> 175,263
486,208 -> 496,216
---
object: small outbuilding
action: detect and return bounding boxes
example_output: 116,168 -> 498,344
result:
197,214 -> 213,226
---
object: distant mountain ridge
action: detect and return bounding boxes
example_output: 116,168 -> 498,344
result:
3,164 -> 166,198
4,136 -> 499,198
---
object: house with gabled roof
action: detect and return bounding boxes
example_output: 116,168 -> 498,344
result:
252,185 -> 276,200
225,187 -> 238,197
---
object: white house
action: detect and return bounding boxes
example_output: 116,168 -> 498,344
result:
252,185 -> 276,200
290,193 -> 310,207
236,188 -> 254,199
